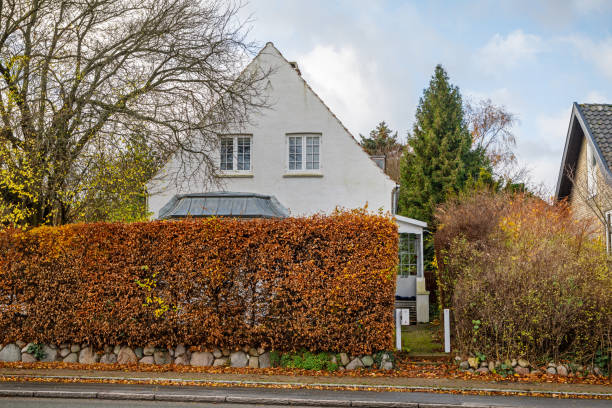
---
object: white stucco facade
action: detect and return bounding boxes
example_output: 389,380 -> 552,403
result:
147,43 -> 429,322
148,42 -> 397,218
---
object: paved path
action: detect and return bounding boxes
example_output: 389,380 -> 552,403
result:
1,367 -> 610,396
0,381 -> 611,408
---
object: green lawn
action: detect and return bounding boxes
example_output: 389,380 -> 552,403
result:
400,323 -> 444,355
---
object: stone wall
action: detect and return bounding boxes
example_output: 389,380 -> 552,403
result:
455,355 -> 606,377
0,341 -> 394,371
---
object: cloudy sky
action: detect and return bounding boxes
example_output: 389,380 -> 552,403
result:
240,0 -> 612,193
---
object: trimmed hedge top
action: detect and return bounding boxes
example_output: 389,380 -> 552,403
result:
0,211 -> 398,354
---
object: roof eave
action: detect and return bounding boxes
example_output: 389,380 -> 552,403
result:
555,103 -> 612,201
575,104 -> 612,186
555,103 -> 580,201
394,214 -> 427,229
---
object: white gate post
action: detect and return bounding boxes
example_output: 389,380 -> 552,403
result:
444,308 -> 451,353
395,309 -> 402,350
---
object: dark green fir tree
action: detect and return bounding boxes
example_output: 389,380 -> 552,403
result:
359,121 -> 401,155
398,65 -> 487,225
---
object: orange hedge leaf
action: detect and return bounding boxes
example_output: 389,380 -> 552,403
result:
0,211 -> 398,354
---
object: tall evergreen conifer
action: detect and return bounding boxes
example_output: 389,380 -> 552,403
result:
399,65 -> 486,224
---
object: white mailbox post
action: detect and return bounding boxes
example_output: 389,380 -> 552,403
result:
395,308 -> 410,350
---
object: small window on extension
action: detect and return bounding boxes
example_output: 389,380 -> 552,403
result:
398,233 -> 417,276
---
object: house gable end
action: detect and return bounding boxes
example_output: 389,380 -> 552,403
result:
147,42 -> 398,218
556,103 -> 612,201
257,43 -> 396,185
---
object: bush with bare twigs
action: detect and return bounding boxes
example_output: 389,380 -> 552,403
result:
435,190 -> 611,364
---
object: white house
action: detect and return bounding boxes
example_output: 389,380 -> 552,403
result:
147,43 -> 429,322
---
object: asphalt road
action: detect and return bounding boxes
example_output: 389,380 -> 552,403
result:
0,398 -> 331,407
0,381 -> 610,408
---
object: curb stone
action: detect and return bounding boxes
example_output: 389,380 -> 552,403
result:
0,390 -> 33,397
418,405 -> 484,408
351,401 -> 418,407
288,398 -> 351,406
154,394 -> 226,403
227,396 -> 290,404
32,390 -> 97,399
0,375 -> 611,407
3,374 -> 611,399
97,391 -> 155,400
0,389 -> 594,407
0,389 -> 484,408
0,388 -> 517,408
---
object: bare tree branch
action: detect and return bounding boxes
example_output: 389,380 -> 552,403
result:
0,0 -> 269,226
567,166 -> 612,229
465,98 -> 518,179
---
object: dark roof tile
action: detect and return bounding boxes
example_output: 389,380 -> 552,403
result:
578,103 -> 612,170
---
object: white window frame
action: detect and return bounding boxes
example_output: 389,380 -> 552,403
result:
398,233 -> 418,277
219,134 -> 253,175
586,141 -> 597,198
285,133 -> 322,174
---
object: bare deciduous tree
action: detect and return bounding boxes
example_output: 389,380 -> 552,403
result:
465,98 -> 518,178
0,0 -> 268,226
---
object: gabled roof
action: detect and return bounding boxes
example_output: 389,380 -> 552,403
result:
579,104 -> 612,167
147,42 -> 396,192
555,103 -> 612,200
158,192 -> 289,219
255,42 -> 396,185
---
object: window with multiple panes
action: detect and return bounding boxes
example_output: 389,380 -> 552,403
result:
287,135 -> 320,171
220,138 -> 234,170
288,136 -> 302,170
398,233 -> 417,276
219,135 -> 251,172
237,137 -> 251,170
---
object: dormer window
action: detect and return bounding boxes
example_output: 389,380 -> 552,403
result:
586,141 -> 597,197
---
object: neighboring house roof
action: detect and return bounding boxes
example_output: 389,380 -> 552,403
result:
579,104 -> 612,167
158,192 -> 289,219
555,103 -> 612,200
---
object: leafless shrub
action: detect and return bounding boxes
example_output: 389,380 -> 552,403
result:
435,190 -> 611,363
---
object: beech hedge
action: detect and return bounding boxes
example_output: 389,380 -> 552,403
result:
0,211 -> 398,354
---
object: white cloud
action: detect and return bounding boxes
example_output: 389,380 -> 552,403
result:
584,90 -> 609,103
569,0 -> 612,13
520,88 -> 610,192
535,108 -> 572,146
240,2 -> 612,192
464,87 -> 523,116
567,35 -> 612,79
477,30 -> 543,76
297,44 -> 388,135
515,107 -> 571,191
464,86 -> 565,191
